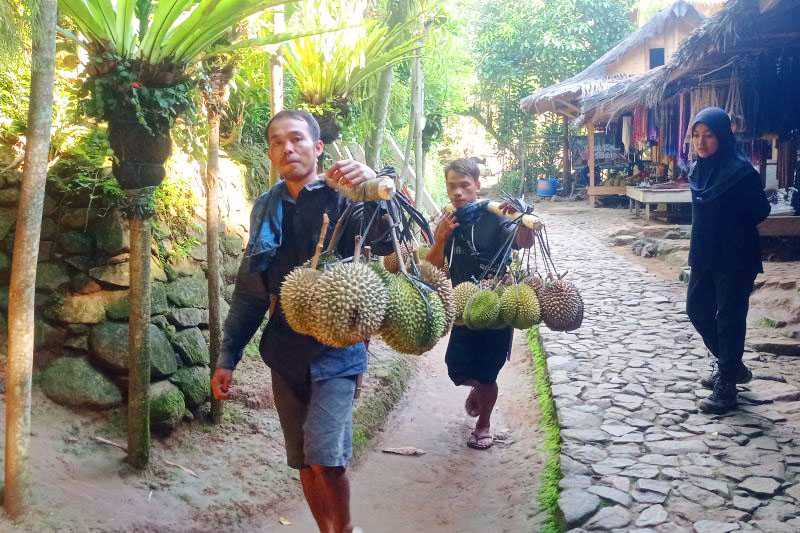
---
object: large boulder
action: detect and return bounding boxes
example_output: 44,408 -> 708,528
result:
90,322 -> 178,378
60,208 -> 98,230
105,282 -> 169,320
169,366 -> 211,408
45,291 -> 126,324
34,320 -> 67,350
149,381 -> 186,432
88,259 -> 167,288
167,307 -> 206,328
172,327 -> 210,366
166,275 -> 209,308
92,211 -> 129,255
39,357 -> 122,409
0,207 -> 16,240
58,231 -> 95,255
35,262 -> 70,292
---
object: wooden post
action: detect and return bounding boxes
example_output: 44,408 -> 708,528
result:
4,0 -> 57,516
562,114 -> 571,193
411,50 -> 425,207
587,122 -> 596,207
268,6 -> 285,187
127,209 -> 153,469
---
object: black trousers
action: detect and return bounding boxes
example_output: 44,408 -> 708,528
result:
686,269 -> 757,381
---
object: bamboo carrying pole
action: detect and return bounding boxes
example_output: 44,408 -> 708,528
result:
127,217 -> 152,469
445,203 -> 543,231
4,0 -> 58,516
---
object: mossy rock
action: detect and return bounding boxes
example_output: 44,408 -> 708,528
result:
0,207 -> 16,240
58,231 -> 95,255
92,211 -> 129,255
90,322 -> 178,378
169,366 -> 211,408
35,262 -> 70,292
105,282 -> 169,320
40,357 -> 122,409
34,320 -> 67,350
166,276 -> 209,308
167,307 -> 205,328
149,381 -> 186,432
172,327 -> 210,366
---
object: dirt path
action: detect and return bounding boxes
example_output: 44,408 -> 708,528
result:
281,331 -> 546,533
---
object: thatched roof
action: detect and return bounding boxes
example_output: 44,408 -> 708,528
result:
646,0 -> 800,104
519,0 -> 704,117
577,67 -> 666,126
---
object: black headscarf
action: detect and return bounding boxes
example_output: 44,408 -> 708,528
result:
688,107 -> 754,204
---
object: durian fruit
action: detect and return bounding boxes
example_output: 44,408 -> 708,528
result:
280,267 -> 322,336
383,243 -> 416,273
498,284 -> 541,330
312,263 -> 388,347
523,274 -> 544,296
380,275 -> 447,354
463,289 -> 501,330
302,253 -> 340,271
418,261 -> 455,329
370,259 -> 393,286
538,278 -> 584,332
453,282 -> 480,326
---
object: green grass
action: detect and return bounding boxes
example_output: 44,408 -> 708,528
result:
526,326 -> 564,533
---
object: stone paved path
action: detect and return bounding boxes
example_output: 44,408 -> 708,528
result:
538,210 -> 800,533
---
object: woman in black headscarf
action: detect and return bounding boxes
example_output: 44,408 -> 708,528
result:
685,107 -> 771,414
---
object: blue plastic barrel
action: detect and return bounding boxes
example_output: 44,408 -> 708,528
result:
536,176 -> 559,197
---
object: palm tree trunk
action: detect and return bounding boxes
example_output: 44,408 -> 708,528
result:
4,0 -> 57,516
269,6 -> 285,187
411,52 -> 425,207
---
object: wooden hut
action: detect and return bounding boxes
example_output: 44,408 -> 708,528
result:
578,0 -> 800,231
519,0 -> 706,204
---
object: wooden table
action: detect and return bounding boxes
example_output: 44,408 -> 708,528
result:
627,186 -> 692,222
587,185 -> 627,207
758,215 -> 800,237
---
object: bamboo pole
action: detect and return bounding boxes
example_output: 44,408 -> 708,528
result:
4,0 -> 57,516
127,215 -> 152,469
411,50 -> 425,207
268,6 -> 285,187
206,99 -> 224,424
587,122 -> 596,208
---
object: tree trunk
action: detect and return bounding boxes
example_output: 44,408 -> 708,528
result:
411,53 -> 425,207
127,213 -> 152,468
205,72 -> 229,424
269,6 -> 285,187
367,66 -> 394,169
4,0 -> 57,517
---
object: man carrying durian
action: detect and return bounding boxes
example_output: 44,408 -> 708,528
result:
211,110 -> 389,533
427,158 -> 535,450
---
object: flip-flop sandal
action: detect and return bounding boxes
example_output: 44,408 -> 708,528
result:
465,387 -> 479,417
467,431 -> 494,450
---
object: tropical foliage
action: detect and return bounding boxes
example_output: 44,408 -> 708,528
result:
470,0 -> 634,188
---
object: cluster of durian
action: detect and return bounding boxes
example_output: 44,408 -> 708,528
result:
281,260 -> 389,347
373,260 -> 454,355
451,274 -> 583,332
281,257 -> 454,355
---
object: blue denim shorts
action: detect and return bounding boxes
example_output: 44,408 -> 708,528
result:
271,371 -> 356,469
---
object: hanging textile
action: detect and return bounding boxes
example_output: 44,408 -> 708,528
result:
678,92 -> 689,165
632,106 -> 648,148
647,108 -> 659,144
725,72 -> 746,134
621,115 -> 632,155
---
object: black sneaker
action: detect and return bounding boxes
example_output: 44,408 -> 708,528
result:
701,365 -> 752,389
699,379 -> 738,414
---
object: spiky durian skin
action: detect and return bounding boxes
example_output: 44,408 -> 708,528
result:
539,278 -> 584,332
498,284 -> 541,330
418,261 -> 455,330
452,282 -> 479,326
312,263 -> 388,348
281,268 -> 322,336
370,260 -> 393,286
380,275 -> 447,355
463,289 -> 501,330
